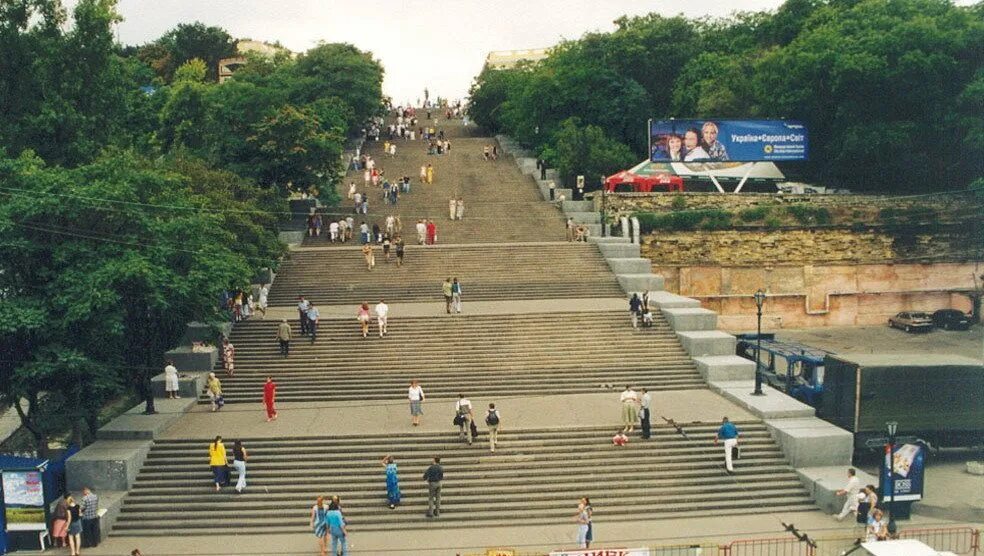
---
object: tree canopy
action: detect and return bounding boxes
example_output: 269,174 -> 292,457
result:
0,0 -> 384,453
469,0 -> 984,192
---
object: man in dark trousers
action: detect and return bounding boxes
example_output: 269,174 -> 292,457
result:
423,456 -> 444,517
297,296 -> 310,335
80,486 -> 100,547
640,388 -> 652,439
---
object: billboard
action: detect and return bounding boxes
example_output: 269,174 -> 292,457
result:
880,443 -> 926,502
649,119 -> 808,162
2,470 -> 46,528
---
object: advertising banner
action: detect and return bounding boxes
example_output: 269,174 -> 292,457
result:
881,443 -> 926,502
550,549 -> 651,556
2,470 -> 46,527
649,120 -> 808,162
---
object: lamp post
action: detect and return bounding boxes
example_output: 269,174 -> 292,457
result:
886,420 -> 898,537
752,289 -> 767,395
600,175 -> 607,237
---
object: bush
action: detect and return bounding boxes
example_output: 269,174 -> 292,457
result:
739,205 -> 771,222
670,195 -> 687,211
764,216 -> 782,229
787,205 -> 831,225
699,210 -> 734,230
635,209 -> 732,232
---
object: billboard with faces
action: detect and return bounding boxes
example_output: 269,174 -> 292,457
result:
650,119 -> 808,163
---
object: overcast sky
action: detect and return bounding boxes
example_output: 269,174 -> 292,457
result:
65,1 -> 829,101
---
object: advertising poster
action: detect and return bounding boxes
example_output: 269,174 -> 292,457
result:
649,120 -> 808,163
881,443 -> 926,502
2,470 -> 46,526
550,548 -> 651,556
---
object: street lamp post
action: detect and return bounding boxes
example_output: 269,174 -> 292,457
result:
752,289 -> 767,395
600,175 -> 607,237
886,420 -> 899,537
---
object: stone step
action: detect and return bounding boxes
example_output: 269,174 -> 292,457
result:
597,242 -> 641,258
616,273 -> 665,293
567,211 -> 600,225
606,258 -> 653,274
110,424 -> 812,536
561,200 -> 594,212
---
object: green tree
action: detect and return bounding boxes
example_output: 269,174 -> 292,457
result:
547,118 -> 637,187
0,0 -> 130,165
246,104 -> 344,191
173,57 -> 208,83
0,150 -> 283,450
291,43 -> 385,130
140,22 -> 236,82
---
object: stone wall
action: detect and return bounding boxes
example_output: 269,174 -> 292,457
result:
641,228 -> 967,266
596,191 -> 962,215
655,262 -> 981,330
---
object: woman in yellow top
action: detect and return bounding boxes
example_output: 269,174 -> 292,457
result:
425,164 -> 434,184
208,436 -> 228,491
205,372 -> 223,412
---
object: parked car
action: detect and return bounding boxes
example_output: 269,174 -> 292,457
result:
888,312 -> 934,332
932,309 -> 971,330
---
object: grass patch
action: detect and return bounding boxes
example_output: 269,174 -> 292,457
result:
739,206 -> 771,222
786,205 -> 831,225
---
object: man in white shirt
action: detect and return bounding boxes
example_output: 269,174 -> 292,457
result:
416,220 -> 427,245
329,220 -> 339,243
375,299 -> 389,337
455,394 -> 473,445
640,388 -> 652,439
297,296 -> 310,335
620,386 -> 639,433
835,468 -> 862,521
306,303 -> 320,343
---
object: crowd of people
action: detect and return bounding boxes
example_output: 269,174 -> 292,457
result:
834,467 -> 895,541
50,487 -> 100,555
165,102 -> 885,554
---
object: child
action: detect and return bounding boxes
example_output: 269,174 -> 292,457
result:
612,430 -> 629,446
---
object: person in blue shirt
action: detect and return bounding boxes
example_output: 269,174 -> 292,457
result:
306,304 -> 320,343
715,416 -> 740,474
325,500 -> 348,556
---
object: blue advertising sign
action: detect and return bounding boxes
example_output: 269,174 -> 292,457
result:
880,443 -> 926,502
649,119 -> 808,162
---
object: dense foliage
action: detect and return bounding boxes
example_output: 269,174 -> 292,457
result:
0,0 -> 384,453
469,0 -> 984,192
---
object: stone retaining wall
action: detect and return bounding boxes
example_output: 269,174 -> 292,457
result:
655,261 -> 980,330
597,191 -> 961,215
641,228 -> 968,266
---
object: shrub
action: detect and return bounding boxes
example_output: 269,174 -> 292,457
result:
739,205 -> 771,222
699,210 -> 734,230
670,195 -> 687,211
764,216 -> 782,229
787,205 -> 831,225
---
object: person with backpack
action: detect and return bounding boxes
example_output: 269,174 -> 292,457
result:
485,403 -> 501,453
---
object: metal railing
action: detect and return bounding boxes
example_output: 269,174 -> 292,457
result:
901,526 -> 981,555
464,526 -> 980,556
720,537 -> 815,556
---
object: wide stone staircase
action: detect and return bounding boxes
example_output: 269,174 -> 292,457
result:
208,310 -> 705,404
303,120 -> 567,246
267,243 -> 624,306
110,423 -> 815,536
102,112 -> 817,540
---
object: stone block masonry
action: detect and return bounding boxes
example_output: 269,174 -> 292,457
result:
656,262 -> 979,329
